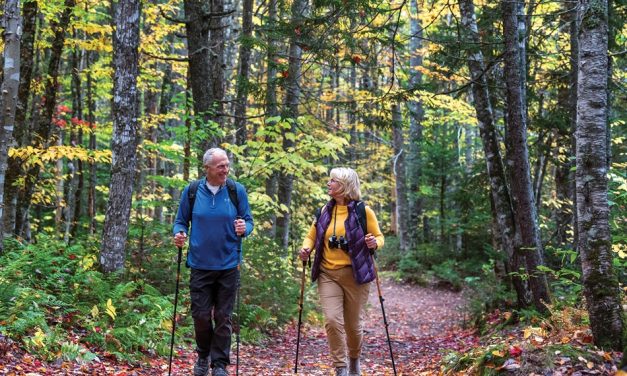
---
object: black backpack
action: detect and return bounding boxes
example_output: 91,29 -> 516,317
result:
188,178 -> 239,212
315,200 -> 367,234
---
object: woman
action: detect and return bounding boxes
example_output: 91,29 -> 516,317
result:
299,167 -> 384,376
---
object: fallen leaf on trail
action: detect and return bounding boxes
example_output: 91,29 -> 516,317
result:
509,345 -> 522,357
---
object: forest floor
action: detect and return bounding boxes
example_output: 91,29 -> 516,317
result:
0,276 -> 477,375
1,276 -> 622,375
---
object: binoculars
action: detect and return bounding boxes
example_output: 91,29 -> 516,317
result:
328,235 -> 349,251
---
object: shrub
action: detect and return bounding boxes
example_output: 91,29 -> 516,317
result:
239,236 -> 302,338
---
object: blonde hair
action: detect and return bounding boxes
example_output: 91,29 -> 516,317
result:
330,167 -> 362,201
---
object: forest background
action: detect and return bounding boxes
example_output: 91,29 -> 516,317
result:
0,0 -> 625,373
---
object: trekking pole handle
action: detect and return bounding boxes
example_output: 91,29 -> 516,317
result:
235,216 -> 245,237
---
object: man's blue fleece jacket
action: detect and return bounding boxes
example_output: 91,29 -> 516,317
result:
173,178 -> 254,270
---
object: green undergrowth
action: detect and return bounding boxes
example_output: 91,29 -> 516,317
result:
0,230 -> 304,363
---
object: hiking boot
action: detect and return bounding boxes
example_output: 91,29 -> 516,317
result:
212,366 -> 228,376
348,358 -> 361,376
335,366 -> 348,376
193,356 -> 209,376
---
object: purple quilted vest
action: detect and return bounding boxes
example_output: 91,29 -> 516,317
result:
310,200 -> 376,284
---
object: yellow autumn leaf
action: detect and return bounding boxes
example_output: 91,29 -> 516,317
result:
523,326 -> 546,339
162,319 -> 172,332
31,327 -> 46,348
79,255 -> 96,270
612,244 -> 626,259
105,299 -> 116,320
491,350 -> 505,357
91,304 -> 99,318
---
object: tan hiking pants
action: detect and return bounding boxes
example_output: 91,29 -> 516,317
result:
318,266 -> 371,368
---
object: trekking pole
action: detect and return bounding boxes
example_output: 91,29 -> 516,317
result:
168,231 -> 184,376
372,254 -> 397,376
236,265 -> 241,376
235,216 -> 243,376
294,258 -> 308,374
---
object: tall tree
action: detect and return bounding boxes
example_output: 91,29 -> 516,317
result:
3,0 -> 36,238
233,0 -> 253,148
100,0 -> 141,273
263,0 -> 280,238
0,0 -> 22,252
275,0 -> 308,250
14,0 -> 76,239
86,49 -> 98,235
68,34 -> 85,240
553,0 -> 578,247
501,0 -> 550,311
183,0 -> 216,165
392,103 -> 407,250
406,0 -> 424,251
575,0 -> 623,351
458,0 -> 530,307
207,0 -> 227,147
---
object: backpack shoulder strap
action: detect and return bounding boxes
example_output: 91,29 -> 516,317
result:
188,179 -> 202,210
355,200 -> 367,234
226,178 -> 240,211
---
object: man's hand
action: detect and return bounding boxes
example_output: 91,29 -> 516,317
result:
174,232 -> 187,248
234,217 -> 246,237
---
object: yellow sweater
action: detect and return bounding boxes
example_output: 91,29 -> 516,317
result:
301,204 -> 384,270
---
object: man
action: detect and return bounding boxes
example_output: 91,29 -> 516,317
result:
173,147 -> 254,376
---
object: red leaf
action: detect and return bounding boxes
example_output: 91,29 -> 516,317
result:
509,345 -> 523,357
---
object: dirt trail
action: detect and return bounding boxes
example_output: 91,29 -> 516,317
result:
230,277 -> 477,375
0,277 -> 477,375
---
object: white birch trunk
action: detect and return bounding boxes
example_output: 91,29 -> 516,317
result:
0,0 -> 22,250
575,0 -> 623,351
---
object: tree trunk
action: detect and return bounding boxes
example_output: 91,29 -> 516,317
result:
100,0 -> 141,273
54,133 -> 65,233
86,50 -> 97,235
154,45 -> 175,223
458,0 -> 531,307
233,0 -> 253,148
184,0 -> 215,162
392,104 -> 408,250
501,0 -> 550,311
69,40 -> 85,239
406,0 -> 424,251
263,0 -> 279,237
15,0 -> 76,239
348,58 -> 357,163
0,0 -> 22,252
532,132 -> 551,211
3,0 -> 36,237
275,0 -> 308,250
184,71 -> 192,181
575,0 -> 623,351
207,0 -> 226,147
64,41 -> 84,242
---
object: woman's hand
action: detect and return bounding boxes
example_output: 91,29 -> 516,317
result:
365,233 -> 377,250
299,247 -> 311,261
